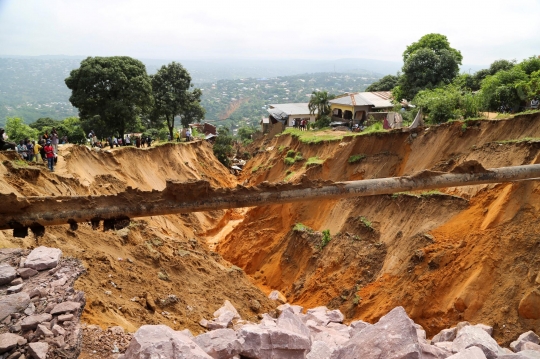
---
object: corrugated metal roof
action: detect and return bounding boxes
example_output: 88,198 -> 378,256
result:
329,92 -> 393,108
268,103 -> 314,115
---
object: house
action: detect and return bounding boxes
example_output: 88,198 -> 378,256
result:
329,91 -> 393,125
267,103 -> 317,127
260,117 -> 270,133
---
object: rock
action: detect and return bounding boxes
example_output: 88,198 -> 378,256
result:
446,346 -> 487,358
52,324 -> 65,336
57,314 -> 74,322
519,350 -> 540,358
0,333 -> 23,354
277,304 -> 303,316
27,342 -> 48,359
238,323 -> 310,359
333,306 -> 421,359
268,290 -> 287,304
432,328 -> 458,343
326,323 -> 350,336
511,331 -> 540,352
522,342 -> 540,352
50,335 -> 65,348
326,310 -> 344,323
451,325 -> 501,359
434,342 -> 454,352
277,308 -> 311,342
0,265 -> 17,285
24,303 -> 35,316
35,324 -> 54,338
50,301 -> 81,315
415,323 -> 427,343
0,292 -> 31,321
349,320 -> 371,337
123,325 -> 211,359
250,299 -> 261,313
213,300 -> 240,321
310,325 -> 349,350
420,342 -> 452,359
24,247 -> 62,271
179,329 -> 194,338
194,328 -> 244,359
305,307 -> 331,326
208,311 -> 236,330
17,268 -> 38,279
199,318 -> 209,328
474,324 -> 493,336
307,341 -> 333,359
7,283 -> 24,294
10,278 -> 23,286
20,313 -> 53,331
519,289 -> 540,320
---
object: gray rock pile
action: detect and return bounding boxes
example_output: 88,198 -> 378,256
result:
119,300 -> 540,359
0,247 -> 85,359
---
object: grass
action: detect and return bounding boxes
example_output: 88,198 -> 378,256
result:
284,171 -> 295,182
360,122 -> 386,135
251,165 -> 260,173
293,223 -> 313,233
358,216 -> 373,230
284,157 -> 295,165
348,154 -> 366,164
294,153 -> 304,162
420,190 -> 444,197
305,156 -> 324,167
12,159 -> 29,167
278,145 -> 286,152
283,128 -> 345,144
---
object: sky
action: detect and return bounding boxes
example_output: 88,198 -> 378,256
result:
1,0 -> 539,67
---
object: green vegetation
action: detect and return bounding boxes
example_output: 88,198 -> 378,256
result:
286,150 -> 296,158
293,223 -> 313,233
414,85 -> 480,123
12,159 -> 29,167
284,157 -> 295,165
308,91 -> 335,128
360,122 -> 387,135
358,216 -> 373,229
5,117 -> 39,142
320,229 -> 331,249
150,62 -> 205,139
421,190 -> 445,196
251,165 -> 260,173
284,171 -> 295,182
278,145 -> 286,152
212,127 -> 234,166
366,74 -> 399,92
352,294 -> 362,305
348,154 -> 366,164
305,157 -> 324,167
65,56 -> 153,139
294,153 -> 304,162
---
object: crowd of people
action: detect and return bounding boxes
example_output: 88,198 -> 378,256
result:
291,118 -> 309,131
0,127 -> 58,171
87,131 -> 154,149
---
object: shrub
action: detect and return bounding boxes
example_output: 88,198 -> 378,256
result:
359,216 -> 373,230
348,154 -> 366,164
294,153 -> 304,162
284,157 -> 295,165
305,157 -> 324,167
286,150 -> 296,158
320,229 -> 331,248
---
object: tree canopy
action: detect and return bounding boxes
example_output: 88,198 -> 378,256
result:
365,75 -> 400,92
65,56 -> 153,139
150,62 -> 205,139
396,34 -> 462,100
308,91 -> 334,119
213,127 -> 234,167
5,117 -> 39,142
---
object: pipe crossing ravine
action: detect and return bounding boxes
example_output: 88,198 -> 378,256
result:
2,163 -> 540,237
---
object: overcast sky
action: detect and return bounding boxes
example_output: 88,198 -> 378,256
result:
1,0 -> 539,67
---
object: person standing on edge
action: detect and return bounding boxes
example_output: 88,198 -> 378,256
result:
33,141 -> 42,163
44,140 -> 54,171
50,127 -> 59,154
26,139 -> 34,162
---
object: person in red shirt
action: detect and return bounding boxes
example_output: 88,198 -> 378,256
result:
44,140 -> 55,172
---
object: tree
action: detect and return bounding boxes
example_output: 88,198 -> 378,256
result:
479,67 -> 528,111
366,75 -> 400,92
150,62 -> 205,139
213,127 -> 234,167
29,117 -> 60,131
517,56 -> 540,75
237,125 -> 256,143
65,56 -> 153,139
414,85 -> 480,123
489,59 -> 515,74
5,117 -> 39,142
398,34 -> 462,100
308,91 -> 335,120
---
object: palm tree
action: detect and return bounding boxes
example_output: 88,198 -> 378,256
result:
308,91 -> 335,120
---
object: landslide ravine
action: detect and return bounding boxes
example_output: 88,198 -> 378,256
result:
217,113 -> 540,346
0,141 -> 276,341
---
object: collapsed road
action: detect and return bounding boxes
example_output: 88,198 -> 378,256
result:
2,161 -> 540,236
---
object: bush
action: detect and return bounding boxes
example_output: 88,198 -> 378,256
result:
320,229 -> 331,248
284,157 -> 295,165
348,154 -> 366,164
286,150 -> 296,158
314,115 -> 331,129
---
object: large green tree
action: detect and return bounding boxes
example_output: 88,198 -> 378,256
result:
150,62 -> 205,139
479,67 -> 528,111
5,117 -> 39,142
65,56 -> 153,139
366,75 -> 400,92
396,34 -> 462,100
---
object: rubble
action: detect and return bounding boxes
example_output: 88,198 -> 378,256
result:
0,247 -> 85,359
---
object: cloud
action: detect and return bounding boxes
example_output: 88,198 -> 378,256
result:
0,0 -> 539,65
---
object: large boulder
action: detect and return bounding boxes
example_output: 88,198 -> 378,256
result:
0,292 -> 30,321
451,326 -> 501,359
511,331 -> 540,352
332,306 -> 421,359
307,340 -> 333,359
20,313 -> 53,331
213,300 -> 240,321
420,342 -> 452,359
24,246 -> 62,271
194,328 -> 243,359
28,342 -> 49,359
123,325 -> 211,359
0,265 -> 17,285
432,328 -> 458,343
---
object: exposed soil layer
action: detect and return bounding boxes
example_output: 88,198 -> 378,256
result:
0,142 -> 276,358
219,114 -> 540,346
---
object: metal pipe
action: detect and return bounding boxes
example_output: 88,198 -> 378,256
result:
2,163 -> 540,231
